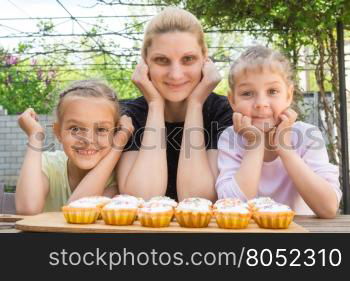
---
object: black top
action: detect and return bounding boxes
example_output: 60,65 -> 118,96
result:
120,93 -> 233,201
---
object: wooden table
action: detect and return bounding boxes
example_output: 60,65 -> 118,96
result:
1,214 -> 350,233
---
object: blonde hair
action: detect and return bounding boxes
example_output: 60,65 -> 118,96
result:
228,45 -> 294,92
56,79 -> 120,122
141,7 -> 207,58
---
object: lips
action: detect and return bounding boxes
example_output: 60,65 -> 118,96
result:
75,149 -> 98,156
165,81 -> 189,89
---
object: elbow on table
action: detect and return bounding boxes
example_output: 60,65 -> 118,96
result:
15,202 -> 43,216
316,205 -> 338,219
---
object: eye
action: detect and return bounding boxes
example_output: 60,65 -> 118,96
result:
182,56 -> 196,64
240,91 -> 253,97
69,126 -> 87,135
154,57 -> 169,65
96,127 -> 110,135
268,89 -> 279,95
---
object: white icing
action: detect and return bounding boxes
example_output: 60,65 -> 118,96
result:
103,201 -> 138,210
176,201 -> 211,212
73,196 -> 111,206
216,205 -> 250,214
257,204 -> 292,213
139,202 -> 173,213
181,197 -> 213,207
112,194 -> 144,206
214,198 -> 243,208
248,197 -> 275,207
148,196 -> 178,207
68,201 -> 98,208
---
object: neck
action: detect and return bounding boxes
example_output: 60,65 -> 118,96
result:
67,159 -> 90,191
164,100 -> 187,123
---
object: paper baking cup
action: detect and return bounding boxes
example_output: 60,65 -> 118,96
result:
175,210 -> 212,228
215,212 -> 251,229
62,206 -> 100,224
253,211 -> 295,229
138,210 -> 173,228
101,208 -> 137,226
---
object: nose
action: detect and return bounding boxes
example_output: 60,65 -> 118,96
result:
168,63 -> 185,80
254,94 -> 269,110
76,128 -> 96,147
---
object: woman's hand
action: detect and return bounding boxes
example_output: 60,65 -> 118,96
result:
233,112 -> 264,147
17,108 -> 44,138
113,115 -> 134,148
187,59 -> 221,105
269,108 -> 298,155
132,59 -> 164,105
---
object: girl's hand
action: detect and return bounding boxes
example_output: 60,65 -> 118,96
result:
113,115 -> 134,148
17,108 -> 44,137
132,59 -> 164,105
233,112 -> 264,147
270,108 -> 298,154
187,59 -> 221,105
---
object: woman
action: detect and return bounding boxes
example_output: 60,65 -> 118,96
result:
117,7 -> 232,202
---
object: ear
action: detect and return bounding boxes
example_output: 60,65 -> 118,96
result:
287,84 -> 294,106
53,122 -> 62,143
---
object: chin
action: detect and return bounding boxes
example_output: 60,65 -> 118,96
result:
253,122 -> 276,132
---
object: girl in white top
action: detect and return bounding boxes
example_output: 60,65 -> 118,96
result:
215,46 -> 342,217
15,80 -> 134,214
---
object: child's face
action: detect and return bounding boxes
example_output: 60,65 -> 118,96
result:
146,31 -> 205,103
54,96 -> 117,170
229,67 -> 293,132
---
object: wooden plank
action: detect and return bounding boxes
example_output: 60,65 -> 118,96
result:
15,212 -> 308,233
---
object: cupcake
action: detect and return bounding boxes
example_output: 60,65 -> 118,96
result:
101,200 -> 138,226
213,198 -> 244,214
112,194 -> 145,207
181,197 -> 213,207
62,200 -> 100,224
215,204 -> 252,229
70,196 -> 112,220
175,198 -> 213,228
247,197 -> 276,213
138,202 -> 174,228
253,204 -> 295,229
147,196 -> 178,208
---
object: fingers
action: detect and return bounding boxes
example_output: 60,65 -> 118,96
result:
233,112 -> 242,132
118,115 -> 134,134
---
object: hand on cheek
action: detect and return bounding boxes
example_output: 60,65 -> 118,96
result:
188,59 -> 221,105
271,108 -> 298,154
232,112 -> 264,146
131,59 -> 164,105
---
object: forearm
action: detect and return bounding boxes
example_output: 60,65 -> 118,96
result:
234,145 -> 264,199
16,136 -> 47,214
279,150 -> 339,218
123,102 -> 167,199
177,102 -> 216,201
68,148 -> 122,202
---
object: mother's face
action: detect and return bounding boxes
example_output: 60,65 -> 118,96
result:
146,31 -> 205,103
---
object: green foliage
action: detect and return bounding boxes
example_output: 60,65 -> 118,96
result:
0,47 -> 58,114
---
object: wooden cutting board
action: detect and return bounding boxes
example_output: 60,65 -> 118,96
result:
15,212 -> 308,233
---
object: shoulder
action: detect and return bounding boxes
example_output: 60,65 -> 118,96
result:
292,121 -> 323,142
120,96 -> 147,115
120,96 -> 148,127
203,93 -> 232,115
42,150 -> 67,163
42,150 -> 67,176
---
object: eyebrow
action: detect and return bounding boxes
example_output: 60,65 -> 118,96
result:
65,119 -> 113,126
237,81 -> 282,88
